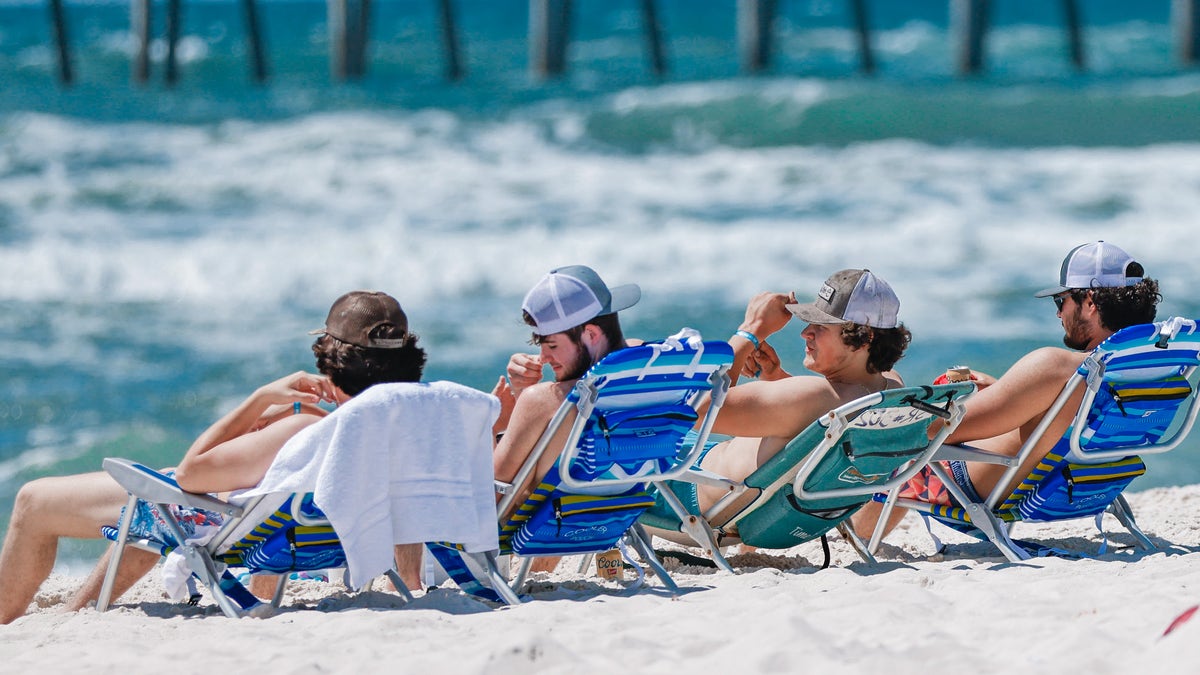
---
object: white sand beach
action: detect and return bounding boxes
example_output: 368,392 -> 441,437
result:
5,485 -> 1200,674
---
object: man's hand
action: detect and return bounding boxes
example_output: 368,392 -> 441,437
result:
505,353 -> 545,399
255,371 -> 337,409
742,341 -> 789,381
739,292 -> 794,344
490,376 -> 516,439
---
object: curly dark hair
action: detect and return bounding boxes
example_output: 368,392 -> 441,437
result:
1071,275 -> 1161,333
311,324 -> 426,396
840,322 -> 912,374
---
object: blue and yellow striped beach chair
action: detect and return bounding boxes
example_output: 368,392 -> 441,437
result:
430,331 -> 733,599
871,317 -> 1200,561
95,459 -> 429,617
96,381 -> 520,616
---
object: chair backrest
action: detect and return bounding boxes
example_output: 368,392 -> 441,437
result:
500,335 -> 733,556
990,317 -> 1200,520
557,337 -> 735,490
1065,316 -> 1200,462
722,383 -> 975,548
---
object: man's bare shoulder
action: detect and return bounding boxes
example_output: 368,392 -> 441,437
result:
761,374 -> 841,407
515,380 -> 573,412
1017,345 -> 1088,371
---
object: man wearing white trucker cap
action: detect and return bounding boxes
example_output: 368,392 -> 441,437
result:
492,266 -> 641,518
687,269 -> 913,516
854,241 -> 1162,541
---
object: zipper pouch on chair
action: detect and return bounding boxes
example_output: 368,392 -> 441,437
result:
575,403 -> 698,479
1017,456 -> 1146,522
591,403 -> 697,457
508,490 -> 656,556
734,485 -> 867,549
1084,377 -> 1192,448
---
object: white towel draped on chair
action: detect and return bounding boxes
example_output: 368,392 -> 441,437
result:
244,381 -> 501,588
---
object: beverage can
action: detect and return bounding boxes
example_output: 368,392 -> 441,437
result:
944,366 -> 973,383
595,548 -> 624,580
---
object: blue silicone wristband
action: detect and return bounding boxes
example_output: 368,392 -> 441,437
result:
734,329 -> 760,349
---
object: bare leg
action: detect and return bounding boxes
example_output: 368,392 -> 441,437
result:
851,499 -> 908,542
0,472 -> 130,623
530,556 -> 560,573
393,543 -> 422,592
67,543 -> 160,611
250,574 -> 280,600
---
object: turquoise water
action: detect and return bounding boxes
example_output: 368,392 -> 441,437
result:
3,0 -> 1200,567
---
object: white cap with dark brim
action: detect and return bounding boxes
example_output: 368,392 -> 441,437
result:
521,265 -> 641,336
1033,240 -> 1143,297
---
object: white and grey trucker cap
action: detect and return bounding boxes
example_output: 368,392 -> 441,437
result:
521,265 -> 641,336
1033,241 -> 1143,298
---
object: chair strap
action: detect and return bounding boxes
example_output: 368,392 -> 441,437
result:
783,493 -> 858,522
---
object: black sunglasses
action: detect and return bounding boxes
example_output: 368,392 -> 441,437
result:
1053,289 -> 1090,311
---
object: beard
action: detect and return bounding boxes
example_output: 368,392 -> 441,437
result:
1062,332 -> 1090,351
555,341 -> 595,382
1061,306 -> 1090,351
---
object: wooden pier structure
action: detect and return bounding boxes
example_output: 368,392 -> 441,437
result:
38,0 -> 1200,86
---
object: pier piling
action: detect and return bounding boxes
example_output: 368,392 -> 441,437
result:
165,0 -> 181,86
641,0 -> 667,77
329,0 -> 346,79
47,0 -> 73,84
36,1 -> 1200,87
1174,0 -> 1200,65
1062,0 -> 1085,70
849,0 -> 875,74
351,0 -> 371,78
438,0 -> 464,80
131,0 -> 152,83
952,0 -> 990,75
530,0 -> 571,79
737,0 -> 776,74
242,0 -> 269,82
329,0 -> 371,80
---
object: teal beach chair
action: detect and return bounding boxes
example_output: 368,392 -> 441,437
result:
430,332 -> 733,599
869,317 -> 1200,562
639,382 -> 976,569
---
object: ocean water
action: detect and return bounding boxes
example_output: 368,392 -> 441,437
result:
3,0 -> 1200,569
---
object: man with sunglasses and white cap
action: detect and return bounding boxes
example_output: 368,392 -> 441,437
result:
690,269 -> 913,516
492,265 -> 641,517
854,241 -> 1162,541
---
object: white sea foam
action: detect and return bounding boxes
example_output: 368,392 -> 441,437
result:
2,111 -> 1199,356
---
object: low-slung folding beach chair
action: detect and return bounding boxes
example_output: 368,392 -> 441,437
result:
97,460 -> 422,617
869,317 -> 1200,562
638,383 -> 975,569
430,330 -> 733,600
98,381 -> 520,617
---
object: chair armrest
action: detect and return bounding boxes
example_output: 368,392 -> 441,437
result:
932,443 -> 1019,468
674,467 -> 743,491
102,458 -> 244,517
